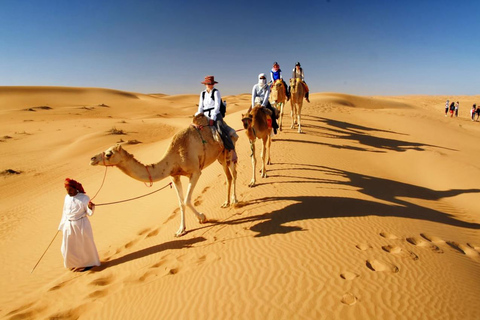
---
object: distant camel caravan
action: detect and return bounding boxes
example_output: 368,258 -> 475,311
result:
90,114 -> 238,237
289,78 -> 305,133
241,105 -> 273,187
270,79 -> 287,131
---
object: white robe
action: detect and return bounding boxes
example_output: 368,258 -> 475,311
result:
58,193 -> 100,269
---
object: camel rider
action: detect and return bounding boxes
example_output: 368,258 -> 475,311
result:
197,75 -> 236,152
252,73 -> 279,134
270,62 -> 290,101
292,62 -> 310,103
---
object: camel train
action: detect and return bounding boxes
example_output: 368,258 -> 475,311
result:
90,114 -> 238,237
90,77 -> 305,237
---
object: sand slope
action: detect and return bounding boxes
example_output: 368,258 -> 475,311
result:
1,87 -> 479,319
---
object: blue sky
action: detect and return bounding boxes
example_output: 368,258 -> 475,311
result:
1,0 -> 478,96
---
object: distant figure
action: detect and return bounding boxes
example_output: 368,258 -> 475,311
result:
476,105 -> 480,121
445,99 -> 450,116
58,178 -> 100,272
270,62 -> 290,100
292,62 -> 310,103
455,101 -> 459,117
470,104 -> 476,121
449,101 -> 455,117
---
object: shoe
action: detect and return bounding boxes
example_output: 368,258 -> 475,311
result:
306,98 -> 310,103
273,128 -> 278,134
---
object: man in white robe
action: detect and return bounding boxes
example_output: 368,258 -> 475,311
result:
58,178 -> 100,271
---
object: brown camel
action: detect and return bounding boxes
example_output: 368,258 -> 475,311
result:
269,80 -> 287,132
90,114 -> 238,237
289,78 -> 305,133
241,105 -> 272,187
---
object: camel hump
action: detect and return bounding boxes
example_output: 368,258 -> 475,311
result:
192,113 -> 210,127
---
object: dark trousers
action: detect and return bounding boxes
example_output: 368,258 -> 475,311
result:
265,102 -> 279,131
215,116 -> 235,151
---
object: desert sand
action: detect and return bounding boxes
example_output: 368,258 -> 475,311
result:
0,86 -> 479,319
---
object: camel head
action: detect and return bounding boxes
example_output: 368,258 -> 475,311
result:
241,112 -> 253,129
274,80 -> 284,90
90,144 -> 125,167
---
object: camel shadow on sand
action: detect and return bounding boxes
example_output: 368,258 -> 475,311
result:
275,115 -> 456,153
217,165 -> 480,238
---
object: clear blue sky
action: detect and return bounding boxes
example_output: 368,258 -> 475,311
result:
1,0 -> 478,96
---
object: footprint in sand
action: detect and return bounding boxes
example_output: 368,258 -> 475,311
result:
406,237 -> 444,253
138,270 -> 158,282
87,289 -> 109,299
446,241 -> 480,259
420,233 -> 446,245
124,238 -> 140,249
379,232 -> 399,240
382,245 -> 419,261
340,271 -> 359,280
163,210 -> 177,224
366,259 -> 399,273
467,243 -> 480,252
137,228 -> 151,236
147,228 -> 159,238
341,292 -> 358,305
149,261 -> 164,268
89,275 -> 114,287
355,243 -> 372,251
48,279 -> 72,292
47,305 -> 83,320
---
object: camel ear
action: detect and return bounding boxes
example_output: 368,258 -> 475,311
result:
114,144 -> 123,151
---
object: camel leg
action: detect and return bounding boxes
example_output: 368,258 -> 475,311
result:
249,140 -> 256,187
221,151 -> 233,208
290,100 -> 296,129
266,133 -> 272,166
278,102 -> 284,132
260,137 -> 268,178
172,174 -> 206,237
171,176 -> 188,237
184,171 -> 207,223
229,155 -> 238,205
297,104 -> 303,133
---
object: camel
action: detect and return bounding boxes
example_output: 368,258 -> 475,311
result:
289,78 -> 305,133
90,114 -> 238,237
269,80 -> 287,131
241,105 -> 272,187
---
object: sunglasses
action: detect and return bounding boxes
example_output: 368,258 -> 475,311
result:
260,77 -> 266,79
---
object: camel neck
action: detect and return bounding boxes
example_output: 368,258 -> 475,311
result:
115,153 -> 172,184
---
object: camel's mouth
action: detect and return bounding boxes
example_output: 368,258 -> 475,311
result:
90,156 -> 101,166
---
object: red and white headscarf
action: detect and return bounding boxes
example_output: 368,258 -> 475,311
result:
64,178 -> 86,193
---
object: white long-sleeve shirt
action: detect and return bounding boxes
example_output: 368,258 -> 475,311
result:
198,88 -> 221,121
252,84 -> 270,107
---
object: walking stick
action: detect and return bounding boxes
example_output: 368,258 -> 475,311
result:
30,230 -> 59,274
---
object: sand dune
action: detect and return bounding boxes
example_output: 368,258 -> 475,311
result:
1,87 -> 479,319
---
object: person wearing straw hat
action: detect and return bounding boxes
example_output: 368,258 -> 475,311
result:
58,178 -> 100,271
197,75 -> 237,155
